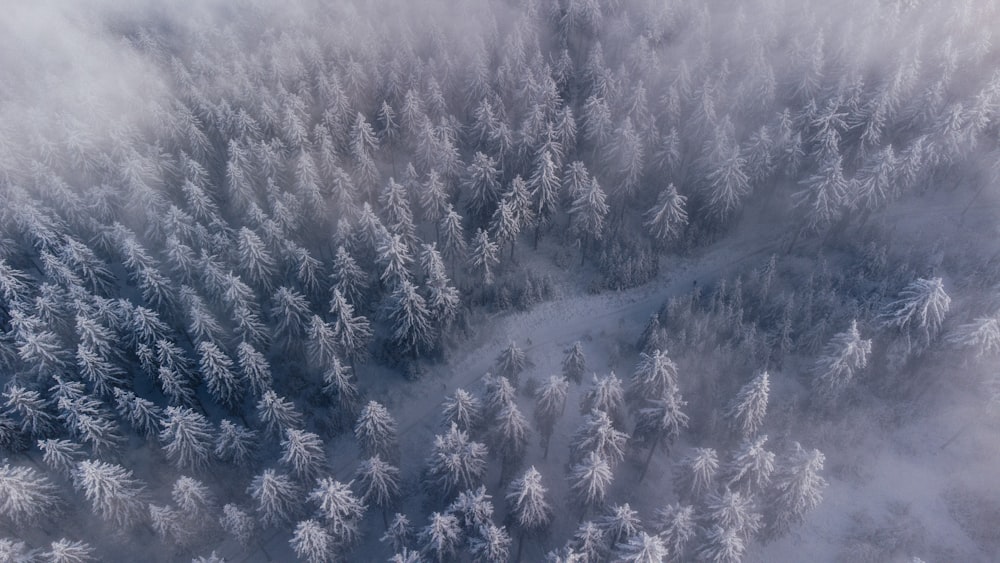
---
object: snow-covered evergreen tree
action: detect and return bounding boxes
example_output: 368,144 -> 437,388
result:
569,451 -> 613,516
655,503 -> 696,562
812,320 -> 871,402
705,488 -> 762,540
495,341 -> 527,386
468,229 -> 500,286
356,455 -> 400,525
309,477 -> 365,546
724,434 -> 776,495
280,429 -> 327,483
724,372 -> 770,438
766,443 -> 827,538
563,342 -> 587,384
42,538 -> 96,563
534,375 -> 569,458
490,401 -> 531,483
256,390 -> 303,437
197,341 -> 242,410
291,519 -> 335,563
384,279 -> 435,356
214,420 -> 257,468
425,423 -> 489,499
112,388 -> 161,441
698,525 -> 745,563
160,406 -> 214,471
39,438 -> 84,477
72,460 -> 147,530
580,373 -> 626,428
236,341 -> 272,398
418,511 -> 462,563
382,513 -> 414,553
329,288 -> 373,364
633,386 -> 689,481
948,313 -> 1000,358
506,466 -> 553,558
644,184 -> 688,243
0,461 -> 60,528
570,409 -> 628,467
220,503 -> 256,546
354,400 -> 398,460
469,523 -> 511,563
248,468 -> 300,527
616,531 -> 668,563
674,448 -> 719,501
879,277 -> 951,340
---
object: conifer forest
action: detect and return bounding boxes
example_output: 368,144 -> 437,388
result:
2,0 -> 1000,561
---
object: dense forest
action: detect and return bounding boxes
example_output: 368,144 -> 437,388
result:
1,0 -> 999,561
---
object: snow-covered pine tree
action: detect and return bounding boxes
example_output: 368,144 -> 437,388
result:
654,503 -> 696,562
568,451 -> 613,517
627,349 -> 679,407
447,485 -> 494,533
469,228 -> 500,286
377,233 -> 414,289
441,389 -> 482,433
248,468 -> 301,527
570,409 -> 629,467
480,373 -> 514,420
724,434 -> 776,495
330,246 -> 369,307
112,388 -> 161,441
495,341 -> 527,386
42,538 -> 96,563
948,313 -> 1000,358
534,375 -> 569,458
329,288 -> 373,364
633,386 -> 689,482
160,406 -> 214,471
424,423 -> 489,499
812,320 -> 871,403
469,523 -> 512,563
256,390 -> 303,438
323,356 -> 362,426
599,502 -> 641,551
674,447 -> 719,501
569,176 -> 608,259
490,401 -> 531,484
384,279 -> 435,357
464,152 -> 502,224
580,374 -> 627,430
306,315 -> 340,370
214,419 -> 257,468
2,385 -> 56,440
354,400 -> 398,461
724,371 -> 770,438
356,455 -> 400,526
220,503 -> 256,546
72,460 -> 147,530
418,511 -> 462,563
697,524 -> 745,563
236,227 -> 276,293
0,461 -> 61,528
271,286 -> 311,352
197,341 -> 242,410
792,152 -> 850,232
382,513 -> 414,553
529,150 -> 561,247
563,342 -> 587,384
705,488 -> 762,540
291,519 -> 335,563
616,531 -> 668,563
309,477 -> 366,546
236,341 -> 272,398
172,475 -> 214,529
281,429 -> 327,483
506,466 -> 553,560
39,438 -> 84,477
766,442 -> 827,538
879,277 -> 951,341
439,205 -> 468,275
